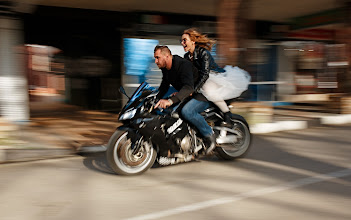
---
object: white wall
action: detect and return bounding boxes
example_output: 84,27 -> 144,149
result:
276,45 -> 296,99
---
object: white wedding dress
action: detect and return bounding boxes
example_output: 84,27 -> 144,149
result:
200,66 -> 251,102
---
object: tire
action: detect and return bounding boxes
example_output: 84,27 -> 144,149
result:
106,130 -> 157,175
215,119 -> 251,160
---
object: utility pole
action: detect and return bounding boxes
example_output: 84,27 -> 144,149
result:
216,0 -> 249,67
343,1 -> 351,93
335,1 -> 351,93
0,1 -> 30,122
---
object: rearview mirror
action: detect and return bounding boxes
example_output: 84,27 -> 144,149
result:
119,86 -> 130,98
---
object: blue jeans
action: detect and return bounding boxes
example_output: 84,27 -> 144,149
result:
181,98 -> 213,137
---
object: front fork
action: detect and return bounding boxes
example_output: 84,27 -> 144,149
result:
117,126 -> 145,155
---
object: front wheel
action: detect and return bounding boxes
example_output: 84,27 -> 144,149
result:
106,129 -> 157,175
215,119 -> 251,160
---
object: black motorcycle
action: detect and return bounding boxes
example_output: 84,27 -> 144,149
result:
106,82 -> 251,175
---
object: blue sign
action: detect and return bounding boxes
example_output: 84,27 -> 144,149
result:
124,38 -> 159,76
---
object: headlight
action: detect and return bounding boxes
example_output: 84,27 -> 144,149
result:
119,108 -> 137,120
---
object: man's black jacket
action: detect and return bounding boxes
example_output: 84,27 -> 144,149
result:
157,55 -> 201,104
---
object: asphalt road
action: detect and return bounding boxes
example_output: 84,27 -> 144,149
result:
1,125 -> 351,220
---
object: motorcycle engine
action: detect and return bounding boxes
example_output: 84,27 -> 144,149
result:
163,116 -> 193,154
177,135 -> 192,153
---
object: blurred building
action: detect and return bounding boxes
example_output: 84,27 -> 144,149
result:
0,0 -> 350,120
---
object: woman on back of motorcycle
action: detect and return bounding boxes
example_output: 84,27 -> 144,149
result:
181,28 -> 251,126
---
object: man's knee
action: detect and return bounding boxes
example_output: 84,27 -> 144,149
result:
181,107 -> 189,120
181,105 -> 194,121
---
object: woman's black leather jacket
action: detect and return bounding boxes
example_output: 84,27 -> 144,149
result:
184,46 -> 225,92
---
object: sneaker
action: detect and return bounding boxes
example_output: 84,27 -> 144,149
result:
204,133 -> 217,155
158,156 -> 177,166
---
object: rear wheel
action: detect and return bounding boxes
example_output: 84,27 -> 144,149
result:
215,119 -> 251,160
106,130 -> 156,175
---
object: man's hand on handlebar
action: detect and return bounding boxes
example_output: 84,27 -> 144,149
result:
155,99 -> 172,109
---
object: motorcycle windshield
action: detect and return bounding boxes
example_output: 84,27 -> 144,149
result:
123,82 -> 157,110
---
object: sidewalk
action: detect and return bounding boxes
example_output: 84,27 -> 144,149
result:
1,102 -> 351,164
0,102 -> 120,163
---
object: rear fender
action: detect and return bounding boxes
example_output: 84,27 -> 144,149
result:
230,113 -> 249,127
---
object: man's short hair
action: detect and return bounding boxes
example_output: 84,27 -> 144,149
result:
154,45 -> 172,55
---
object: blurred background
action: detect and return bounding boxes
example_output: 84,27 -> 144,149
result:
1,0 -> 351,123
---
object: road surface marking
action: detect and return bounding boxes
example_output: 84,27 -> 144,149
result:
124,168 -> 351,220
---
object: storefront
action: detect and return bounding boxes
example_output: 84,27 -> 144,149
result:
283,7 -> 348,95
249,8 -> 349,102
284,30 -> 348,95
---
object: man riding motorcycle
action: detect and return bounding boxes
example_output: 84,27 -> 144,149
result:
140,45 -> 216,163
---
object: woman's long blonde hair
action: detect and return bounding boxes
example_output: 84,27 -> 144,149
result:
183,28 -> 216,51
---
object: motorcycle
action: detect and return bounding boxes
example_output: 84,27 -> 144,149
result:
106,82 -> 251,175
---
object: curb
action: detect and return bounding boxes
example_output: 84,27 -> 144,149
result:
76,145 -> 107,155
320,114 -> 351,125
0,148 -> 76,164
251,114 -> 351,134
250,121 -> 308,134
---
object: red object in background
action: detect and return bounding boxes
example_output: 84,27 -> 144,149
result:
287,29 -> 335,41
